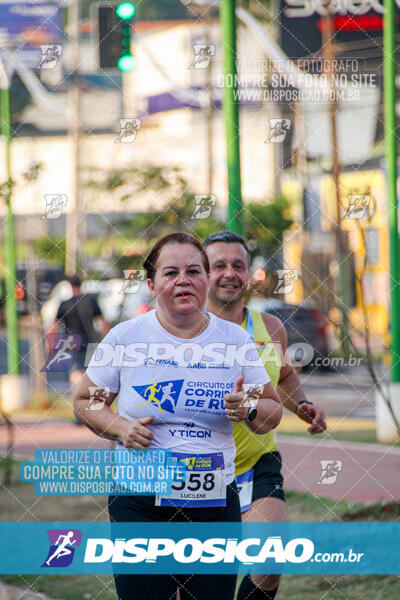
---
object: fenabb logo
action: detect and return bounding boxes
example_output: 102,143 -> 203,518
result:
83,536 -> 315,565
132,379 -> 184,414
42,529 -> 82,567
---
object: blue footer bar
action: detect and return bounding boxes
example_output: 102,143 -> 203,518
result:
0,522 -> 399,574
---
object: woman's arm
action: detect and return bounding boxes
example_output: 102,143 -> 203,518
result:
73,374 -> 154,448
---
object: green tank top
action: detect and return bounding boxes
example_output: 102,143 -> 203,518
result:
233,308 -> 281,476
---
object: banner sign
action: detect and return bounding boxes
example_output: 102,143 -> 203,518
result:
0,2 -> 62,47
279,0 -> 400,59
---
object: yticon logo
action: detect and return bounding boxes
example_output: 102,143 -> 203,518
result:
42,529 -> 82,567
133,380 -> 184,414
84,536 -> 314,564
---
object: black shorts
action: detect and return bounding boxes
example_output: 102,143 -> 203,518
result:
251,451 -> 285,503
108,482 -> 241,600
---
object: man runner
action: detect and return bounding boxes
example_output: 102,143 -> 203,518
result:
204,231 -> 327,600
47,275 -> 109,388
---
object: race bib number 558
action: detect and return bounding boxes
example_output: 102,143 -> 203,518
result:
155,452 -> 226,507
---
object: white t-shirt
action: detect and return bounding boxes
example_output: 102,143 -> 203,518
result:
86,310 -> 270,483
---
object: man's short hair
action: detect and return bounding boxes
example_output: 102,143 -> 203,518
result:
67,275 -> 81,288
203,231 -> 250,262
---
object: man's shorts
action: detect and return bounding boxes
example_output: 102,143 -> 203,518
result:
252,450 -> 285,502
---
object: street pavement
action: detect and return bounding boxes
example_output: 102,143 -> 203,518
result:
2,418 -> 399,504
278,434 -> 400,503
298,364 -> 387,419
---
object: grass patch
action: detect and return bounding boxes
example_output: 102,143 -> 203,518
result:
284,490 -> 364,522
0,575 -> 116,600
340,501 -> 400,522
278,574 -> 400,600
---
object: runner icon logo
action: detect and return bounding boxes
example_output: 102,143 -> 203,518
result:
120,270 -> 145,294
265,118 -> 291,143
273,269 -> 299,294
317,460 -> 342,485
189,45 -> 215,69
345,194 -> 371,220
39,45 -> 62,69
42,334 -> 82,372
42,529 -> 82,568
42,194 -> 68,219
86,387 -> 110,411
133,379 -> 184,414
115,118 -> 142,143
191,195 -> 216,220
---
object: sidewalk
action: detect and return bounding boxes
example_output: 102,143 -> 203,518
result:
278,434 -> 400,503
1,419 -> 399,504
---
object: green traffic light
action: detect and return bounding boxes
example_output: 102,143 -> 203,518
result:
116,2 -> 135,20
118,55 -> 136,72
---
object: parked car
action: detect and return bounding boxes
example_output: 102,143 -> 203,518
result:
247,297 -> 331,370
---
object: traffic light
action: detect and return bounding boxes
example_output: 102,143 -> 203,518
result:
97,2 -> 136,71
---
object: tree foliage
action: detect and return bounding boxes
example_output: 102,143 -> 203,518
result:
82,164 -> 293,263
34,236 -> 66,264
244,197 -> 293,260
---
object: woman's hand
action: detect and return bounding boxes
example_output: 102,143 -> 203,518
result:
73,375 -> 155,445
119,416 -> 155,448
224,375 -> 248,422
224,377 -> 282,433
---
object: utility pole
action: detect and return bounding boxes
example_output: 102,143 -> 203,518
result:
384,0 -> 400,382
65,0 -> 81,275
26,250 -> 48,408
204,6 -> 214,193
220,0 -> 243,234
0,60 -> 19,375
294,108 -> 309,226
322,13 -> 351,354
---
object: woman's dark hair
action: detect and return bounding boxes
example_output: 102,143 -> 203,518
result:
143,233 -> 210,281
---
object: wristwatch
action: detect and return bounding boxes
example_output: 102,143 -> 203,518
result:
245,399 -> 258,422
295,399 -> 313,415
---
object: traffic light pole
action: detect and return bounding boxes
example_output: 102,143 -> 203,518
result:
0,60 -> 19,375
65,0 -> 81,275
220,0 -> 243,235
384,0 -> 400,382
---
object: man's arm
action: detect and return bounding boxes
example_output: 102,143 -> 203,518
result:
46,314 -> 60,354
90,296 -> 110,337
261,313 -> 327,435
97,315 -> 110,338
